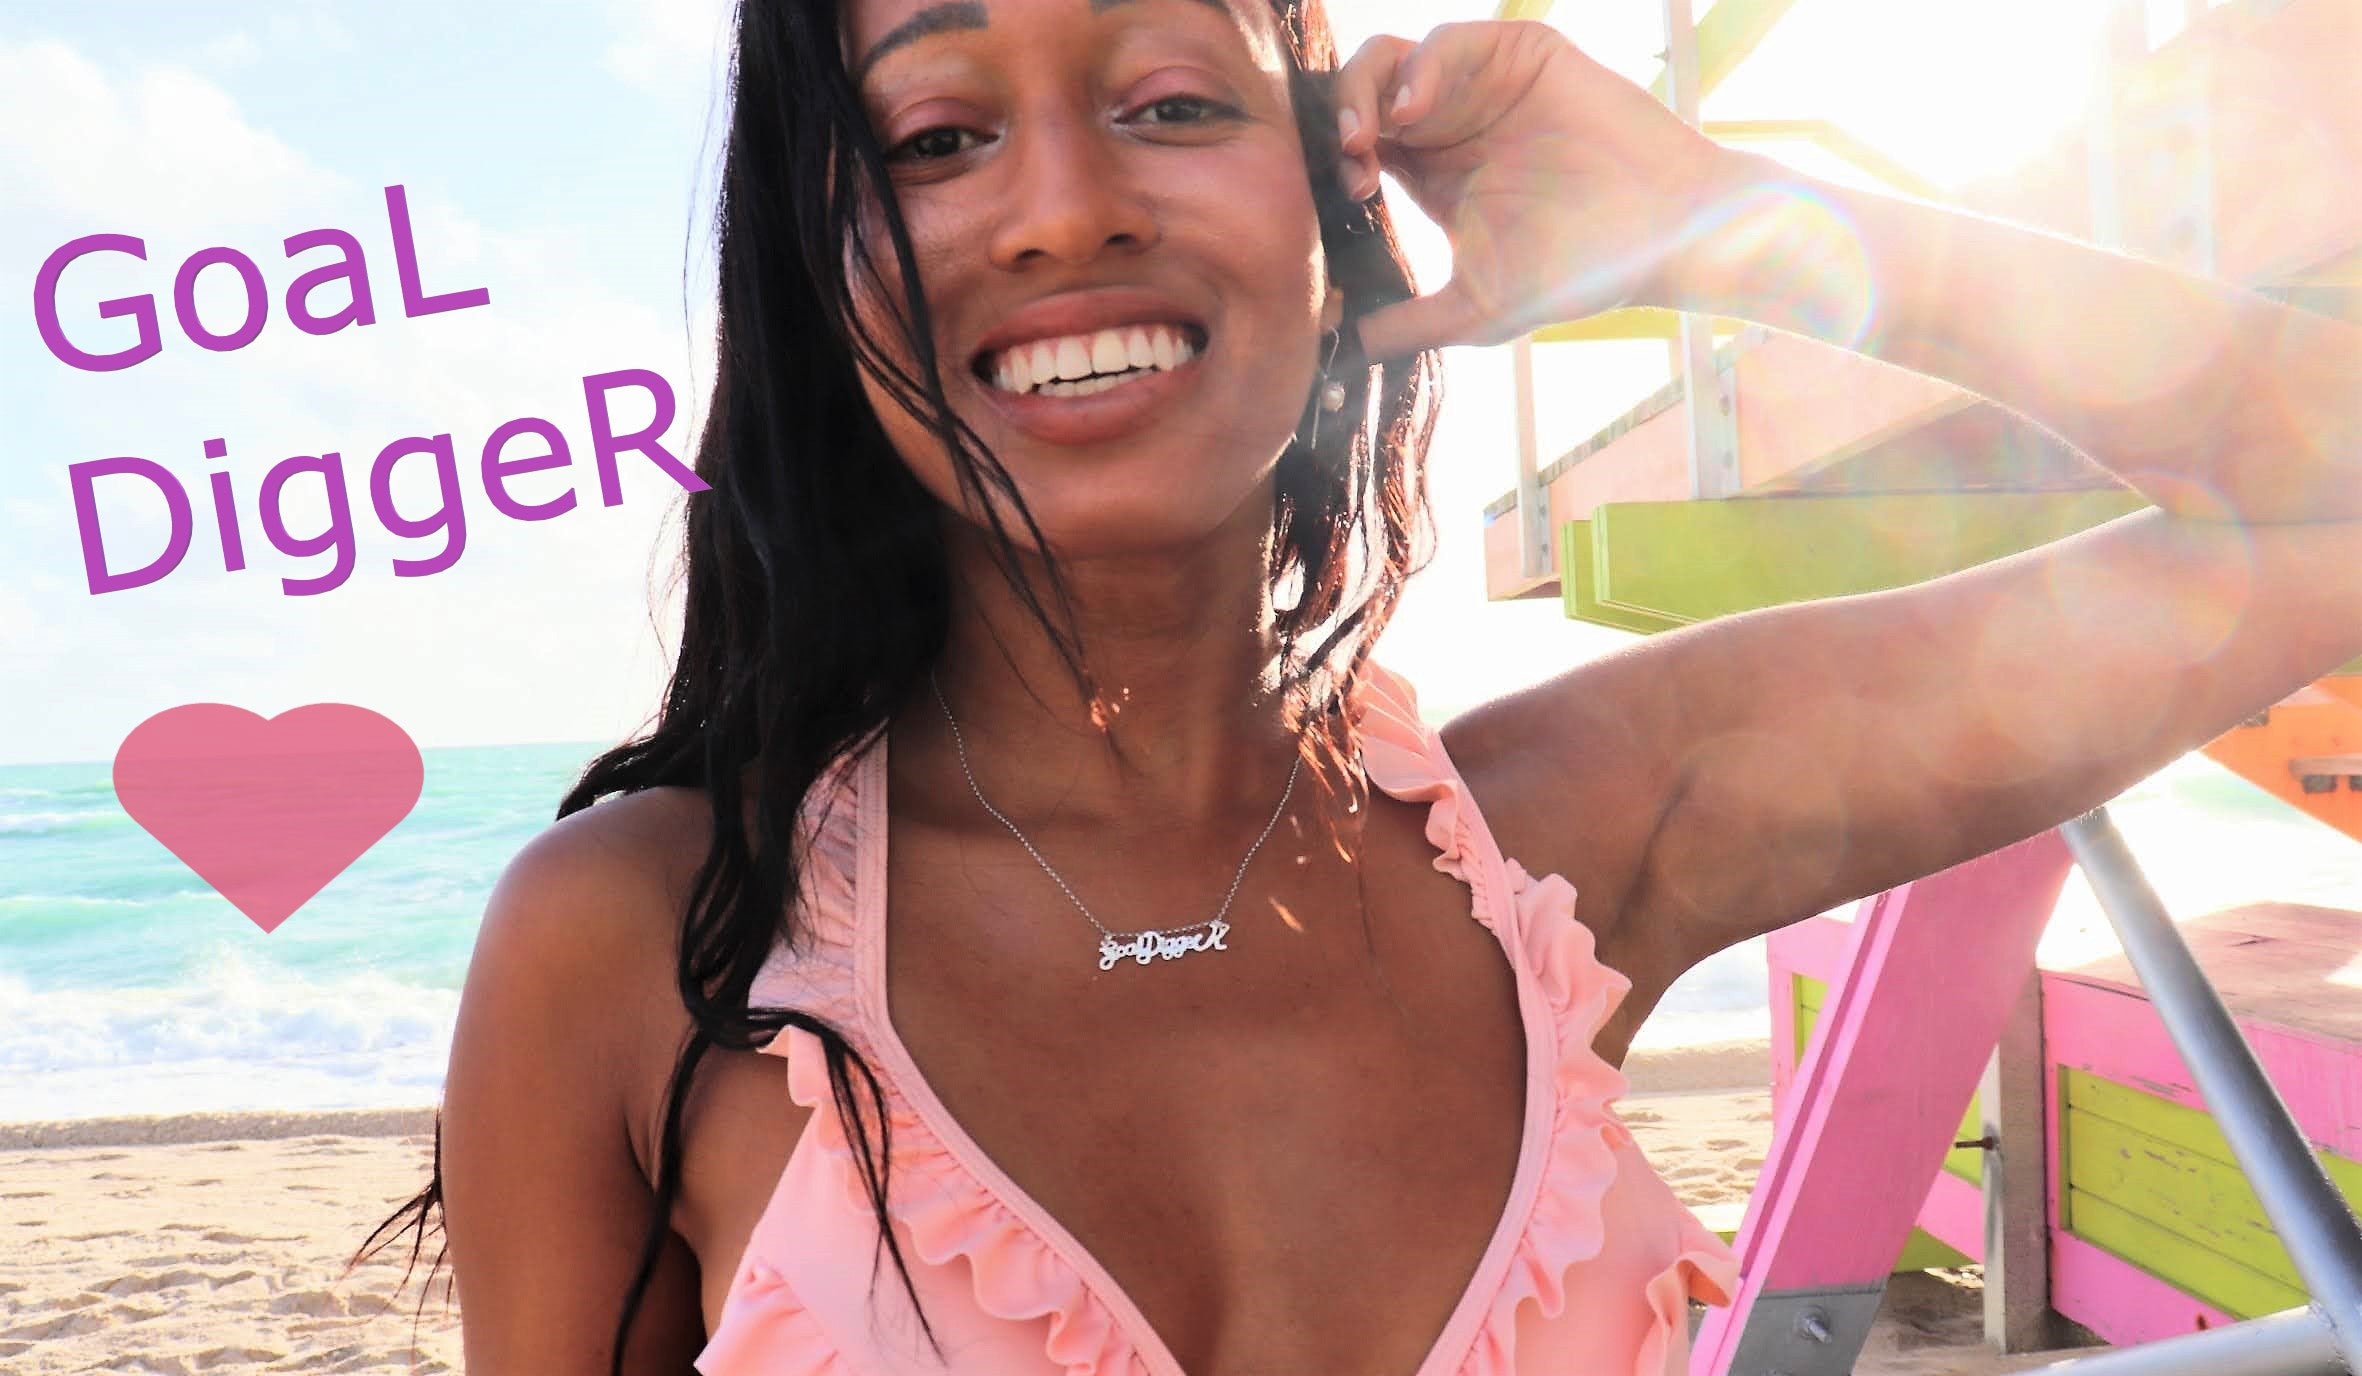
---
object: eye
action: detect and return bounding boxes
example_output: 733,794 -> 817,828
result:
1128,94 -> 1239,127
887,125 -> 990,163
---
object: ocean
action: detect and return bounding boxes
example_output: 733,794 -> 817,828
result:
3,742 -> 2357,1122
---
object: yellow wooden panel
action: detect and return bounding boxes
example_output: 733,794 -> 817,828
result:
2064,1189 -> 2308,1318
2064,1070 -> 2362,1198
1531,308 -> 1748,344
2057,1069 -> 2362,1313
2066,1109 -> 2309,1291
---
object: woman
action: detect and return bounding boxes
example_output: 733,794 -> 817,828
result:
360,0 -> 2362,1371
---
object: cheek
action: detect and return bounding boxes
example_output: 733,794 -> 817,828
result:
840,203 -> 968,463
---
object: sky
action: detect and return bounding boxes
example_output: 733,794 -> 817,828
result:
0,0 -> 2177,767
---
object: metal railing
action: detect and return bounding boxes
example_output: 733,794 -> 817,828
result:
2019,810 -> 2362,1374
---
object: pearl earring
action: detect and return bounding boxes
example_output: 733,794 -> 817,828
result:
1302,327 -> 1348,449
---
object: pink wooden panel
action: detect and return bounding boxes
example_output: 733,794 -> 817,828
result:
1767,913 -> 1994,1261
1694,833 -> 2074,1375
2040,975 -> 2362,1159
1540,399 -> 1693,522
2051,1230 -> 2238,1346
1919,1169 -> 1986,1262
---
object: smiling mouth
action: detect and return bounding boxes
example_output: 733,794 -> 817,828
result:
972,322 -> 1210,398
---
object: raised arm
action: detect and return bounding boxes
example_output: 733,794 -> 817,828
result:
1330,22 -> 2362,982
1585,151 -> 2362,971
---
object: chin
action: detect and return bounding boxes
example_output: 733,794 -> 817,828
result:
962,462 -> 1281,564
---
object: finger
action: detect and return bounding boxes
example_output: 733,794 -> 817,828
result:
1330,33 -> 1415,197
1353,279 -> 1488,363
1381,22 -> 1556,147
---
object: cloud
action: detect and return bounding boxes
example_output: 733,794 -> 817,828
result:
3,38 -> 712,765
190,32 -> 262,71
0,41 -> 332,238
602,0 -> 736,95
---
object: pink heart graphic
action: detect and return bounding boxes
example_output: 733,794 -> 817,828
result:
112,704 -> 424,933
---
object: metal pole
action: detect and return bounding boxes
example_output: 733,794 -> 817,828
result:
2059,809 -> 2362,1371
2022,1306 -> 2346,1375
1511,332 -> 1550,580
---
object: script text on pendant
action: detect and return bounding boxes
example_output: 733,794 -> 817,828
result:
1098,918 -> 1231,971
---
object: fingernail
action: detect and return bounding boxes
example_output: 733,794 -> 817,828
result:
1337,107 -> 1358,145
1390,85 -> 1413,120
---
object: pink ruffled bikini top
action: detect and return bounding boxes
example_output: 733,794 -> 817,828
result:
696,663 -> 1739,1376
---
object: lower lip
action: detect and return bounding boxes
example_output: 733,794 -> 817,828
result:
975,352 -> 1205,447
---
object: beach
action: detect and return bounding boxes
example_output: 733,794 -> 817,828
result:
0,1040 -> 2105,1375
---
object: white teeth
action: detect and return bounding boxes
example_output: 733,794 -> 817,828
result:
983,322 -> 1204,393
1091,330 -> 1128,374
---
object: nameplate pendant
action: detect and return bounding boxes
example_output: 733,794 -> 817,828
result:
1097,918 -> 1231,971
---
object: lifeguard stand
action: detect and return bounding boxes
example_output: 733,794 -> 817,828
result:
1471,0 -> 2362,1370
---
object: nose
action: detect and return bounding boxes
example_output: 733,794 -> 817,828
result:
986,111 -> 1159,269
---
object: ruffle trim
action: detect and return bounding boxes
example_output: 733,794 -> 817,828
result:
783,1026 -> 1148,1376
1633,1227 -> 1744,1376
1452,855 -> 1649,1374
696,1260 -> 852,1374
1354,664 -> 1738,1374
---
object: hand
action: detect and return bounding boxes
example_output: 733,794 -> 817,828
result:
1330,21 -> 1735,361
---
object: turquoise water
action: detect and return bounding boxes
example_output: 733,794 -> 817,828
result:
0,743 -> 596,1122
2,743 -> 2356,1119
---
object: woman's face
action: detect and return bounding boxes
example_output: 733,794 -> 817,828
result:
842,0 -> 1336,560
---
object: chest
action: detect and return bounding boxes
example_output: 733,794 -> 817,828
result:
889,785 -> 1541,1372
677,772 -> 1638,1373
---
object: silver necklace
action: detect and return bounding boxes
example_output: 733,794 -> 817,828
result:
929,671 -> 1302,972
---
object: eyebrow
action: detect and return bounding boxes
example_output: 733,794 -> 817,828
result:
854,0 -> 1241,82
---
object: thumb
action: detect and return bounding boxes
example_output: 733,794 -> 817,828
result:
1351,278 -> 1488,364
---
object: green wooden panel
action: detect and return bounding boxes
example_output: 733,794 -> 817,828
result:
2067,1110 -> 2310,1292
2064,1189 -> 2307,1317
1532,308 -> 1750,345
1561,520 -> 1683,634
2057,1069 -> 2362,1311
2064,1070 -> 2362,1198
1794,974 -> 1825,1066
1587,490 -> 2149,629
1793,974 -> 1984,1184
1897,1228 -> 1975,1271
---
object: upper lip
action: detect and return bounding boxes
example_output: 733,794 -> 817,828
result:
970,287 -> 1208,371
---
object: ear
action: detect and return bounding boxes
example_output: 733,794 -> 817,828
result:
1318,284 -> 1345,335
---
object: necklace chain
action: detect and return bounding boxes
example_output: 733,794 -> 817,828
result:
929,670 -> 1301,971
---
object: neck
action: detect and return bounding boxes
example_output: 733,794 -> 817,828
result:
902,510 -> 1318,832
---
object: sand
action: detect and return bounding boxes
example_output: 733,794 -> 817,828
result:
1,1041 -> 2107,1374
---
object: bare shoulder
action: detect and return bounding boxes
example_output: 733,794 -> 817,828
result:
491,785 -> 715,936
440,784 -> 721,1373
466,786 -> 718,1137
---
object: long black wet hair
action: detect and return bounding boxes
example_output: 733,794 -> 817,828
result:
356,0 -> 1440,1368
